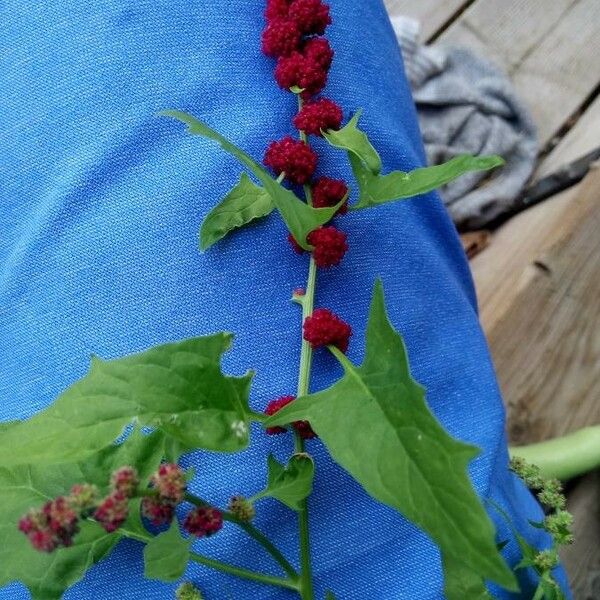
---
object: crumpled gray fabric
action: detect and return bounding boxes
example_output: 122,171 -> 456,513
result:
390,16 -> 539,228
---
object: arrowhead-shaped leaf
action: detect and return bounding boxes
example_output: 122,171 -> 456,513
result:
322,110 -> 382,175
200,173 -> 274,250
0,334 -> 253,466
143,520 -> 191,582
266,280 -> 516,591
161,110 -> 341,249
348,153 -> 504,210
255,454 -> 314,511
0,429 -> 166,600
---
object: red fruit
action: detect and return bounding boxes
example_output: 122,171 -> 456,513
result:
265,0 -> 290,20
68,483 -> 99,513
264,136 -> 317,184
303,37 -> 334,70
264,395 -> 294,434
264,395 -> 316,439
307,226 -> 348,267
94,491 -> 129,533
303,308 -> 352,352
110,466 -> 139,497
141,496 -> 176,526
274,51 -> 328,97
151,463 -> 186,504
289,0 -> 331,35
43,496 -> 79,545
184,507 -> 223,538
293,98 -> 343,136
312,176 -> 348,214
18,508 -> 58,552
261,18 -> 301,57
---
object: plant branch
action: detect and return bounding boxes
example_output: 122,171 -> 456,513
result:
119,519 -> 299,591
293,92 -> 316,600
184,492 -> 298,581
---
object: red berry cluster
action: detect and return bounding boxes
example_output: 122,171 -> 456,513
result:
141,462 -> 187,526
264,395 -> 316,438
183,506 -> 224,538
18,495 -> 80,552
94,465 -> 139,533
303,308 -> 352,352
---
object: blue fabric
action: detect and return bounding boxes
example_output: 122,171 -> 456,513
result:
0,1 -> 569,598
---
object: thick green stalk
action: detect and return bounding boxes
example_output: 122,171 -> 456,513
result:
291,92 -> 318,600
509,426 -> 600,480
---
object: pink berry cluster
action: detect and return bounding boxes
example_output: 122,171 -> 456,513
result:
94,465 -> 139,533
262,0 -> 353,432
141,463 -> 224,539
141,462 -> 187,526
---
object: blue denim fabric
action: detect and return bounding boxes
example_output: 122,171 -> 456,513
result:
0,1 -> 568,598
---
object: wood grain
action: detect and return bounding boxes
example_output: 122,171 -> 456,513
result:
383,0 -> 469,41
440,0 -> 600,145
486,166 -> 600,445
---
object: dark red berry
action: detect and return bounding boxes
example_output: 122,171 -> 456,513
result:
293,98 -> 343,136
274,52 -> 329,98
303,37 -> 334,70
261,18 -> 301,57
312,176 -> 348,214
303,308 -> 352,352
265,0 -> 290,20
289,0 -> 331,35
184,507 -> 223,538
264,136 -> 318,184
307,226 -> 348,267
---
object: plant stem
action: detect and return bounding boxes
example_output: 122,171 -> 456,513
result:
188,552 -> 300,591
509,425 -> 600,481
119,521 -> 299,591
290,92 -> 318,600
184,492 -> 299,581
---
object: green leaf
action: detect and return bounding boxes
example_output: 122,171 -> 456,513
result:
0,429 -> 165,599
349,153 -> 504,210
0,334 -> 253,466
443,555 -> 495,600
143,520 -> 191,582
266,280 -> 516,591
256,454 -> 314,511
161,110 -> 340,249
322,110 -> 382,174
200,173 -> 274,250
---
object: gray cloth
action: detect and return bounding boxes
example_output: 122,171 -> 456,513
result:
391,16 -> 538,228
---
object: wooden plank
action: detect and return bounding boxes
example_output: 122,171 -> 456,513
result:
536,96 -> 600,178
560,472 -> 600,599
440,0 -> 600,145
487,166 -> 600,445
470,96 -> 600,333
383,0 -> 469,41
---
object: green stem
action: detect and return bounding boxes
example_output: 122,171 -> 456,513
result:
188,552 -> 299,591
287,92 -> 319,600
119,519 -> 298,592
509,426 -> 600,481
184,493 -> 299,581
